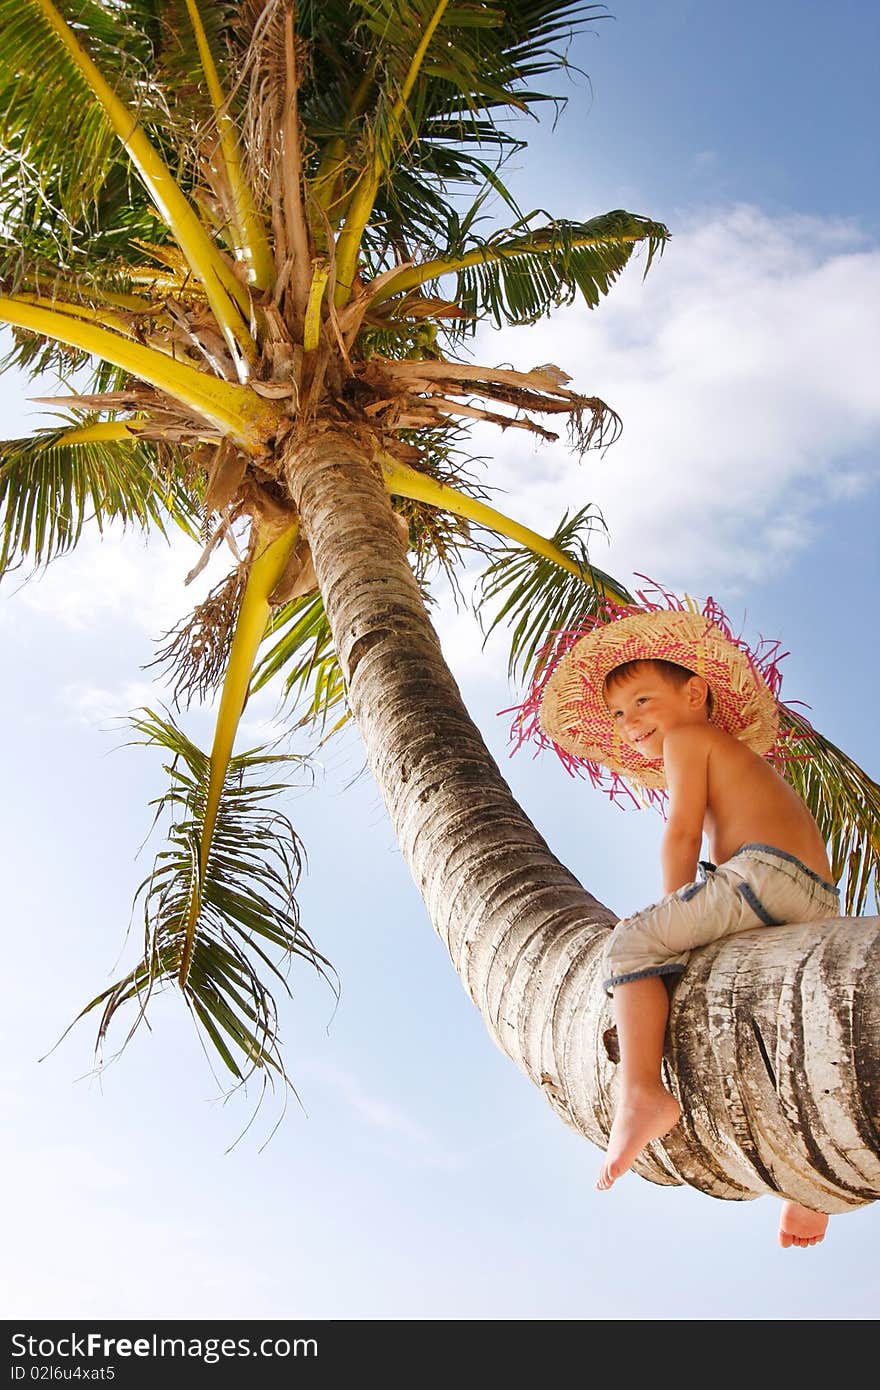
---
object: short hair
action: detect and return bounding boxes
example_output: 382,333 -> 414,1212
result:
603,658 -> 714,714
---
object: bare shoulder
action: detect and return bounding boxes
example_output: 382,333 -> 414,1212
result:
704,723 -> 771,768
663,724 -> 714,756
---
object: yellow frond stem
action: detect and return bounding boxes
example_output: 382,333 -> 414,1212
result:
379,453 -> 630,605
0,297 -> 281,450
332,1 -> 449,305
178,519 -> 300,987
332,172 -> 379,308
10,292 -> 171,347
311,70 -> 376,222
52,420 -> 215,446
303,265 -> 330,351
53,420 -> 143,445
32,0 -> 257,372
13,295 -> 183,362
394,0 -> 450,118
310,138 -> 347,221
94,288 -> 160,312
182,0 -> 274,290
15,281 -> 156,313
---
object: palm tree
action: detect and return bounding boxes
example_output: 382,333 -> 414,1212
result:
2,0 -> 878,1214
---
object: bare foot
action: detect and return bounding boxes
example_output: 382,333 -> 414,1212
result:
596,1084 -> 681,1190
778,1201 -> 829,1249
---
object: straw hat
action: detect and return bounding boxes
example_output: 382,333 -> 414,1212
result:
532,603 -> 781,794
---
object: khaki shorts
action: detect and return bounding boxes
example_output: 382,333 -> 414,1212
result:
602,843 -> 840,996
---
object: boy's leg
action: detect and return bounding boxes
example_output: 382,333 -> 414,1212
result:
596,867 -> 749,1190
596,974 -> 681,1191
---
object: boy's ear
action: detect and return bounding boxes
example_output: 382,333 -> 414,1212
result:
686,675 -> 710,710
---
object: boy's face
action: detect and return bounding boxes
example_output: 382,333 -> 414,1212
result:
603,666 -> 709,762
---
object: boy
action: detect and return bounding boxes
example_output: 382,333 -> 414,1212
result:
535,604 -> 841,1249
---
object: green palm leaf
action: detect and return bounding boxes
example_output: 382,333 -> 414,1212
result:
475,505 -> 632,682
297,1 -> 614,258
458,211 -> 667,326
780,710 -> 880,916
251,592 -> 350,737
351,0 -> 610,144
375,210 -> 669,328
0,0 -> 158,224
0,423 -> 200,575
362,146 -> 527,278
70,709 -> 335,1093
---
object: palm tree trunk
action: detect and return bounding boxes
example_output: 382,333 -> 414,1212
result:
286,431 -> 880,1216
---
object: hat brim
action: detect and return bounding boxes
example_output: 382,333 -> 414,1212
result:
538,610 -> 780,789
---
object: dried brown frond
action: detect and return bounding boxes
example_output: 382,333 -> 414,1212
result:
352,356 -> 621,453
269,532 -> 317,604
428,398 -> 562,442
239,0 -> 312,244
31,386 -> 164,412
567,395 -> 621,453
132,409 -> 224,447
336,258 -> 418,348
30,384 -> 226,450
204,439 -> 250,514
149,564 -> 247,708
389,294 -> 471,322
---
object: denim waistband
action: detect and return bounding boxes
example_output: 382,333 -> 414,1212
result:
729,842 -> 838,896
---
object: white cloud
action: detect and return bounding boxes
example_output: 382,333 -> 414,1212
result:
1,523 -> 239,637
61,678 -> 166,727
455,205 -> 880,602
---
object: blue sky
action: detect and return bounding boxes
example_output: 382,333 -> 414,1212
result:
1,1 -> 878,1319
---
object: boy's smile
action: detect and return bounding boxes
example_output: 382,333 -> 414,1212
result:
603,668 -> 709,761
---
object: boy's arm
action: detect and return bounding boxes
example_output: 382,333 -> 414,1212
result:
661,727 -> 710,893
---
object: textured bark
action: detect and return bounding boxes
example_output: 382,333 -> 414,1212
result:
286,430 -> 880,1215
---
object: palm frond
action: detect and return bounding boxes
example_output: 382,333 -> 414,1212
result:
475,505 -> 632,682
375,210 -> 669,328
366,148 -> 525,277
0,0 -> 150,223
299,2 -> 612,274
71,708 -> 335,1093
0,422 -> 200,576
460,211 -> 668,327
3,1 -> 255,368
0,323 -> 145,397
250,591 -> 350,736
150,0 -> 239,126
353,0 -> 609,149
779,709 -> 880,916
